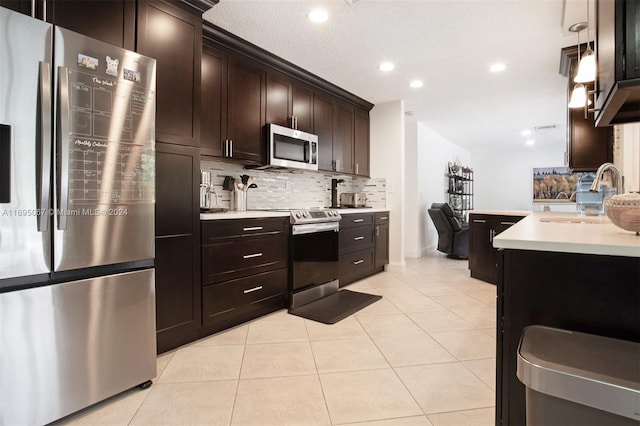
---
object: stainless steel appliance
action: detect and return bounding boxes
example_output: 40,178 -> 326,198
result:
0,8 -> 157,425
200,169 -> 213,209
288,209 -> 341,308
262,123 -> 318,171
340,192 -> 367,208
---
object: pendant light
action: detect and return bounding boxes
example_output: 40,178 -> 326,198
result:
567,22 -> 592,108
575,0 -> 596,83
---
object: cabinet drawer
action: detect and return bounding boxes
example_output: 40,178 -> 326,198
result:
339,213 -> 374,229
201,217 -> 289,242
203,269 -> 287,325
339,226 -> 374,254
202,235 -> 288,284
339,248 -> 374,277
374,212 -> 390,225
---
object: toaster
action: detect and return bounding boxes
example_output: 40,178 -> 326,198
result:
340,192 -> 367,208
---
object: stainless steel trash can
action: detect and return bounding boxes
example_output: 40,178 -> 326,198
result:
517,325 -> 640,426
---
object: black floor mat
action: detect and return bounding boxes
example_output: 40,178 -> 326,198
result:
288,290 -> 382,324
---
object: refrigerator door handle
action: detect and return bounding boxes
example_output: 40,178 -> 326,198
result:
0,124 -> 11,203
37,61 -> 52,231
57,66 -> 70,230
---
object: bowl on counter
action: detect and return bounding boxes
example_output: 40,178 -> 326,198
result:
605,192 -> 640,235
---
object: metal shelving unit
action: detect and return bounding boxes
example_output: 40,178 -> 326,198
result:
447,166 -> 473,222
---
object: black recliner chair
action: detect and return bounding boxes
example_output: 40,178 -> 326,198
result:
427,202 -> 469,259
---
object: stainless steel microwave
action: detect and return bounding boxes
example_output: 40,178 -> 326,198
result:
266,124 -> 318,171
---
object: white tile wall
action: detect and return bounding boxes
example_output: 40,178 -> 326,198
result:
200,159 -> 386,210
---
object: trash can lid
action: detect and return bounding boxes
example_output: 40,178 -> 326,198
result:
517,325 -> 640,421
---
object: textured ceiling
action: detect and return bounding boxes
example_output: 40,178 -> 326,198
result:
203,0 -> 588,152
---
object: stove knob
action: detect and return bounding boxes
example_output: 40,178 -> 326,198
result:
305,211 -> 311,218
295,211 -> 302,218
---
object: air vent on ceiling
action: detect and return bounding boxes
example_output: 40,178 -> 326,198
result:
344,0 -> 361,4
534,125 -> 558,131
404,111 -> 415,117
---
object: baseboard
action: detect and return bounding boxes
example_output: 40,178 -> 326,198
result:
386,261 -> 407,273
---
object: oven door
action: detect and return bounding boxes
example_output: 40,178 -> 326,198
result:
291,222 -> 339,292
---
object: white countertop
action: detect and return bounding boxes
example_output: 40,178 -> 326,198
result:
200,207 -> 388,220
470,210 -> 530,217
493,212 -> 640,257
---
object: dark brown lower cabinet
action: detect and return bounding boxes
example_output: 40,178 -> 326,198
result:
469,213 -> 525,284
339,211 -> 389,286
155,143 -> 200,353
374,212 -> 390,271
496,249 -> 640,426
201,217 -> 289,334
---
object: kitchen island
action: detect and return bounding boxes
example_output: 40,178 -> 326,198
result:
492,212 -> 640,426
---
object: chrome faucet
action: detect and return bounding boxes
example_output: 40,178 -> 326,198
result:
589,162 -> 624,196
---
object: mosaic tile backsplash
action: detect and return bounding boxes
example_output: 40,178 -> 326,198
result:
200,160 -> 386,210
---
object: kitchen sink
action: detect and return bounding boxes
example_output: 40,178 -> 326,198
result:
539,216 -> 610,224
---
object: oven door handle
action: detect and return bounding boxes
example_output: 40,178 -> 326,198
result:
292,222 -> 339,235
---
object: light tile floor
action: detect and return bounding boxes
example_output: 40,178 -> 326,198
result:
57,253 -> 497,426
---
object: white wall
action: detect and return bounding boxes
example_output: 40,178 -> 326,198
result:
370,101 -> 405,272
473,146 -> 565,211
615,123 -> 640,193
406,121 -> 471,256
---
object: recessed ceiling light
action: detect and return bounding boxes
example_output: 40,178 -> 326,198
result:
409,80 -> 423,88
521,129 -> 532,136
378,62 -> 395,72
526,139 -> 535,146
308,8 -> 328,23
490,63 -> 506,72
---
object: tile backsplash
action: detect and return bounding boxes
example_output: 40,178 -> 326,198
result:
200,160 -> 386,210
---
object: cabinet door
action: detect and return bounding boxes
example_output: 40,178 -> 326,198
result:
374,223 -> 389,269
155,235 -> 200,352
314,94 -> 334,171
201,48 -> 227,157
568,106 -> 613,171
46,0 -> 135,49
469,215 -> 497,284
137,0 -> 201,146
266,71 -> 292,128
227,57 -> 265,163
333,101 -> 354,174
292,83 -> 314,133
354,108 -> 370,177
155,143 -> 201,352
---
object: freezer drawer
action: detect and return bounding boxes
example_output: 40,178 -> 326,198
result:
0,268 -> 156,426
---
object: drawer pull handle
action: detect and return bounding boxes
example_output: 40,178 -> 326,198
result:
353,236 -> 365,241
473,219 -> 486,223
243,226 -> 263,231
243,286 -> 263,294
353,219 -> 364,223
353,259 -> 365,265
500,221 -> 517,225
379,216 -> 388,220
243,253 -> 263,259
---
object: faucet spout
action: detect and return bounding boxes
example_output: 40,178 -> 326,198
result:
589,162 -> 623,195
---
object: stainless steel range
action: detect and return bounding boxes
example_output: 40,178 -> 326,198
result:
287,209 -> 342,308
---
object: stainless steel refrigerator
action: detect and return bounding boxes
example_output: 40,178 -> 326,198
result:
0,8 -> 157,425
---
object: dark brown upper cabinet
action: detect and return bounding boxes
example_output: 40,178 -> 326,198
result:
292,83 -> 314,133
201,46 -> 265,164
314,94 -> 335,172
354,108 -> 370,177
594,0 -> 640,126
201,47 -> 228,157
560,45 -> 614,171
136,0 -> 202,147
266,71 -> 314,133
226,57 -> 265,163
201,46 -> 266,164
1,0 -> 135,49
333,101 -> 355,175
